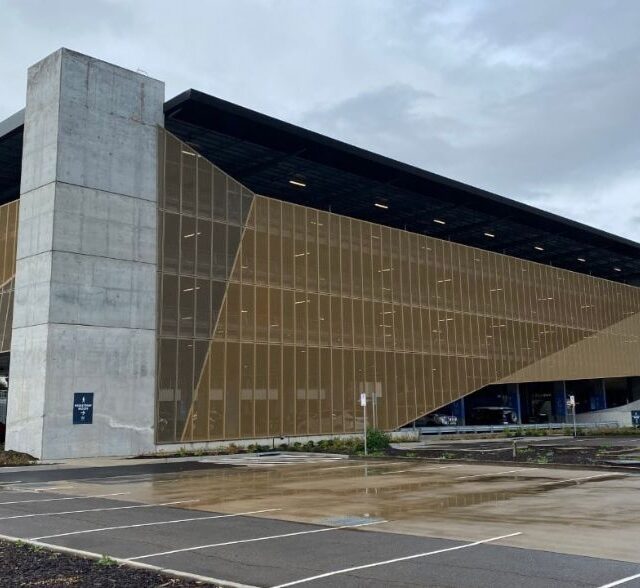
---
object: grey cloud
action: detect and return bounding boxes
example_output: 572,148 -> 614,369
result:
0,0 -> 637,240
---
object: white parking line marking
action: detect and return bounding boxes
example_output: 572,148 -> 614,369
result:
319,465 -> 356,470
598,572 -> 640,587
456,469 -> 531,480
201,455 -> 347,468
0,499 -> 198,520
0,485 -> 73,494
0,492 -> 129,506
31,508 -> 282,540
314,462 -> 405,472
540,473 -> 620,486
271,531 -> 522,587
128,520 -> 386,561
69,473 -> 160,482
382,464 -> 463,475
249,462 -> 341,467
0,532 -> 256,588
8,486 -> 74,493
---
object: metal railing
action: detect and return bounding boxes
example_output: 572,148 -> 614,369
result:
400,421 -> 619,436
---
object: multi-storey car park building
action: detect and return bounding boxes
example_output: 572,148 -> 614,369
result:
0,49 -> 638,459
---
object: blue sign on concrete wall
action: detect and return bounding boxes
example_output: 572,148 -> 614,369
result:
632,411 -> 640,427
73,393 -> 94,425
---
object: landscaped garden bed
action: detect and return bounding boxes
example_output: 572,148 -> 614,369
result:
0,540 -> 217,587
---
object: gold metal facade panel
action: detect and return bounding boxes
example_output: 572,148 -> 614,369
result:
156,129 -> 640,443
0,200 -> 18,354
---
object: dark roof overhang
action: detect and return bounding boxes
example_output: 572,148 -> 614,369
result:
164,90 -> 640,285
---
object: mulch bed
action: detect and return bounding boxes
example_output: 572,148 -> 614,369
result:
390,440 -> 640,466
0,541 -> 219,587
0,450 -> 36,467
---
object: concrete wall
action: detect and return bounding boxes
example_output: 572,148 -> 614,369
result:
575,399 -> 640,428
6,49 -> 164,458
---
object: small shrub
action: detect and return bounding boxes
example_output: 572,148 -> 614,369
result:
502,427 -> 526,438
97,555 -> 117,567
590,427 -> 639,436
366,428 -> 391,452
226,443 -> 241,454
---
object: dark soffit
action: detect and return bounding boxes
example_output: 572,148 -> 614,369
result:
164,90 -> 640,285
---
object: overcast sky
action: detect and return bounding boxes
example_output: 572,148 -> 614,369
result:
1,0 -> 638,241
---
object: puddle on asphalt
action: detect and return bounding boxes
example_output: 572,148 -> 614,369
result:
47,460 -> 640,565
68,459 -> 630,527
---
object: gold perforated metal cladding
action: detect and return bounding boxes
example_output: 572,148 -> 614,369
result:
0,200 -> 18,354
156,128 -> 640,444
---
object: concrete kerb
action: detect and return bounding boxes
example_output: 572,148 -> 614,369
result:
0,532 -> 257,588
0,451 -> 350,475
3,453 -> 639,476
384,453 -> 640,474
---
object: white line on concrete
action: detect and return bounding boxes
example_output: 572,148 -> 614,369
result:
0,492 -> 129,506
311,464 -> 363,472
539,473 -> 619,486
31,508 -> 282,540
598,572 -> 640,587
0,532 -> 257,588
0,485 -> 73,494
71,473 -> 160,482
36,472 -> 164,484
128,520 -> 386,561
0,499 -> 198,520
313,462 -> 405,472
270,531 -> 523,588
8,486 -> 75,493
456,469 -> 528,480
384,465 -> 464,475
248,462 -> 338,467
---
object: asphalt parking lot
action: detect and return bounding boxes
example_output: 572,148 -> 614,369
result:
0,455 -> 638,587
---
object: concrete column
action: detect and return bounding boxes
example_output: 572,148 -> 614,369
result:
507,384 -> 521,425
553,381 -> 567,423
518,386 -> 529,423
590,379 -> 607,411
6,49 -> 164,458
451,397 -> 465,426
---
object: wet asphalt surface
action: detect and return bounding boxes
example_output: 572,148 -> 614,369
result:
0,459 -> 638,588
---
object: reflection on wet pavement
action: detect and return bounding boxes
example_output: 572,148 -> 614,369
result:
54,457 -> 640,563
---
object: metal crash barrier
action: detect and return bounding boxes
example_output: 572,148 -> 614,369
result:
400,421 -> 619,436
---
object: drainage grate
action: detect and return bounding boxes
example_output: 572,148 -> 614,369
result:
318,516 -> 384,526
